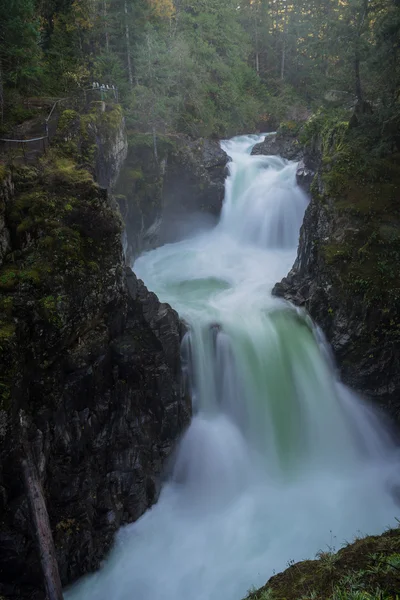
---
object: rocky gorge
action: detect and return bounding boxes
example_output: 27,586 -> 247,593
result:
1,100 -> 400,600
0,103 -> 219,598
257,118 -> 400,423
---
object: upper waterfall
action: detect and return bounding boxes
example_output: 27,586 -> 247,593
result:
66,134 -> 400,600
219,134 -> 308,248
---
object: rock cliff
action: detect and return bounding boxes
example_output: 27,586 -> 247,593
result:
0,104 -> 190,599
251,129 -> 303,161
115,134 -> 229,262
272,114 -> 400,421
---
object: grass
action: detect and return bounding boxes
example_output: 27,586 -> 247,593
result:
244,527 -> 400,600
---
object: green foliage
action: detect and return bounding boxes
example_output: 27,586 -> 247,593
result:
0,0 -> 399,138
246,589 -> 274,600
315,548 -> 340,572
332,589 -> 396,600
58,110 -> 80,132
45,156 -> 94,186
0,0 -> 42,94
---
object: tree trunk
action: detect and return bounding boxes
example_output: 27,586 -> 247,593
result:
355,54 -> 362,102
124,0 -> 133,88
104,0 -> 109,51
152,126 -> 158,163
354,0 -> 369,103
280,0 -> 288,81
0,61 -> 4,126
22,455 -> 64,600
253,2 -> 260,76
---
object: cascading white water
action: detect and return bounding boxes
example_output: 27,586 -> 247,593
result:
67,134 -> 400,600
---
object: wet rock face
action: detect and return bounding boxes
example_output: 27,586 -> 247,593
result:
115,136 -> 229,261
273,163 -> 400,423
0,267 -> 190,598
164,138 -> 229,216
295,160 -> 315,193
0,108 -> 190,599
158,137 -> 229,244
95,109 -> 128,190
251,133 -> 303,161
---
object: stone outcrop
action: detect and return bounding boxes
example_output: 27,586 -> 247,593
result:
115,135 -> 229,261
93,104 -> 128,189
273,117 -> 400,422
0,105 -> 190,599
251,131 -> 303,161
163,137 -> 229,217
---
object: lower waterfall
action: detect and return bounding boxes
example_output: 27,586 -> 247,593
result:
67,134 -> 400,600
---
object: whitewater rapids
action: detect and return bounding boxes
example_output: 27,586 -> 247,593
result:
67,134 -> 400,600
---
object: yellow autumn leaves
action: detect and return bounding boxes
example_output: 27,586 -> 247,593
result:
148,0 -> 175,19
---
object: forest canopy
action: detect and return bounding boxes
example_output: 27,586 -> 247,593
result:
0,0 -> 399,138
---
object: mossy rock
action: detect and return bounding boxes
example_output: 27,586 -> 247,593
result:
0,322 -> 15,341
246,527 -> 400,600
0,164 -> 8,183
43,156 -> 94,187
57,109 -> 80,133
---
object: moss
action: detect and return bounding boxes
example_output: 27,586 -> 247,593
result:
80,112 -> 97,141
0,164 -> 7,182
100,103 -> 123,131
57,109 -> 80,132
12,165 -> 39,188
44,156 -> 94,186
55,518 -> 79,536
279,120 -> 302,136
300,110 -> 350,152
308,111 -> 400,309
245,527 -> 400,600
55,102 -> 123,165
323,243 -> 353,265
128,167 -> 144,181
39,295 -> 64,327
0,268 -> 19,290
0,322 -> 15,341
0,101 -> 124,418
0,296 -> 13,314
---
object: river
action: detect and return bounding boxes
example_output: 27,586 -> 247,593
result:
67,134 -> 400,600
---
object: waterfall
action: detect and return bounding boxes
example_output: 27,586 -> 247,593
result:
66,134 -> 400,600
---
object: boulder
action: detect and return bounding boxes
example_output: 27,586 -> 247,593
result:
251,133 -> 303,161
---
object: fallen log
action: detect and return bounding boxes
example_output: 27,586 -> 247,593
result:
22,455 -> 64,600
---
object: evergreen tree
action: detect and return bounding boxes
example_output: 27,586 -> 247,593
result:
0,0 -> 42,94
